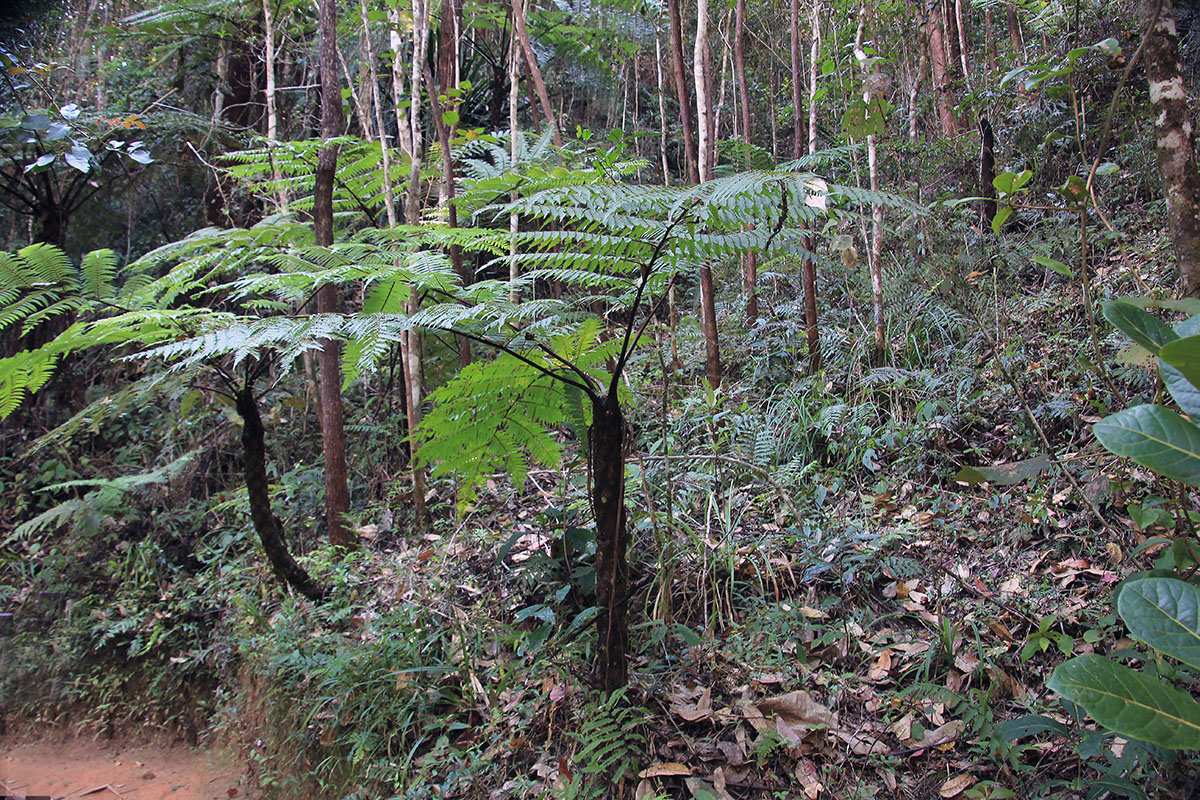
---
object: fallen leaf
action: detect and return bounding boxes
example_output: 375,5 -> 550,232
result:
671,687 -> 714,722
797,759 -> 823,799
640,763 -> 692,778
832,728 -> 890,754
938,773 -> 975,797
635,779 -> 658,800
756,691 -> 833,731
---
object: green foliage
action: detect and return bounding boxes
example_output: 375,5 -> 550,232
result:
1048,302 -> 1200,750
562,687 -> 648,799
1048,578 -> 1200,750
417,320 -> 615,509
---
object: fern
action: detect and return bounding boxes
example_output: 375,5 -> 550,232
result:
562,687 -> 649,799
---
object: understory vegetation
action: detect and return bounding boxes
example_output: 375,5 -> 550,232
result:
2,0 -> 1200,798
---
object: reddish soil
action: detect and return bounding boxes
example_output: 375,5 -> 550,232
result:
0,736 -> 246,799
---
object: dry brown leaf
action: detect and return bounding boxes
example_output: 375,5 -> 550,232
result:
635,779 -> 658,800
756,691 -> 833,730
954,649 -> 980,674
888,713 -> 913,741
798,606 -> 829,619
921,719 -> 964,748
867,650 -> 893,682
671,687 -> 714,722
639,763 -> 692,778
938,773 -> 976,798
832,728 -> 890,754
797,759 -> 823,799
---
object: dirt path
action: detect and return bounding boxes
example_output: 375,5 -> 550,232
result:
0,736 -> 246,800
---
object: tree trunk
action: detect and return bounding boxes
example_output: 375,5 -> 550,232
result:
512,0 -> 562,148
590,392 -> 629,691
979,116 -> 996,229
694,0 -> 721,388
790,0 -> 805,159
927,0 -> 962,136
263,0 -> 287,211
1007,1 -> 1024,52
694,0 -> 715,182
404,0 -> 432,527
1142,0 -> 1200,298
667,0 -> 699,184
235,386 -> 324,600
735,0 -> 757,326
856,4 -> 886,366
804,0 -> 822,371
315,0 -> 354,549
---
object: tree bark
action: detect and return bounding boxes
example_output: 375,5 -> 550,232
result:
1142,0 -> 1200,298
927,0 -> 962,136
694,0 -> 721,388
856,4 -> 886,366
404,0 -> 432,527
667,0 -> 699,184
694,0 -> 715,181
735,0 -> 757,326
590,392 -> 628,691
803,0 -> 822,371
315,0 -> 354,549
235,386 -> 324,600
979,116 -> 996,229
512,0 -> 562,148
790,0 -> 805,159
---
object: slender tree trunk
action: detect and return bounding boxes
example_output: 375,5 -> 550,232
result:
591,392 -> 628,691
315,0 -> 354,549
856,4 -> 886,366
1007,1 -> 1024,52
431,8 -> 472,367
1141,0 -> 1200,298
667,0 -> 699,184
509,28 -> 521,304
735,0 -> 757,326
979,116 -> 996,228
389,7 -> 414,158
694,0 -> 721,389
927,0 -> 962,136
403,0 -> 432,527
954,0 -> 970,88
790,0 -> 805,159
694,0 -> 715,181
803,0 -> 822,371
263,0 -> 287,211
655,26 -> 671,184
235,385 -> 324,600
512,0 -> 562,147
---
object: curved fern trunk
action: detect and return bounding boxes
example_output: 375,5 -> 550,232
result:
591,392 -> 629,691
235,387 -> 324,601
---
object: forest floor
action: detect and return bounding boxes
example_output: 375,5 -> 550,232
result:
0,734 -> 245,800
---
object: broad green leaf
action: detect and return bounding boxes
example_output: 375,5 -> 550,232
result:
127,148 -> 153,165
1047,653 -> 1200,749
23,153 -> 54,173
1159,335 -> 1200,394
1118,578 -> 1200,671
442,110 -> 460,128
1102,300 -> 1178,354
1032,257 -> 1071,277
1162,315 -> 1200,418
954,455 -> 1051,486
991,205 -> 1013,236
59,103 -> 81,119
64,144 -> 90,173
993,713 -> 1070,740
1096,161 -> 1120,176
1094,405 -> 1200,485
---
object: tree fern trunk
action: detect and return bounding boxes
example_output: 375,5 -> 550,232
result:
235,387 -> 324,601
591,392 -> 629,691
